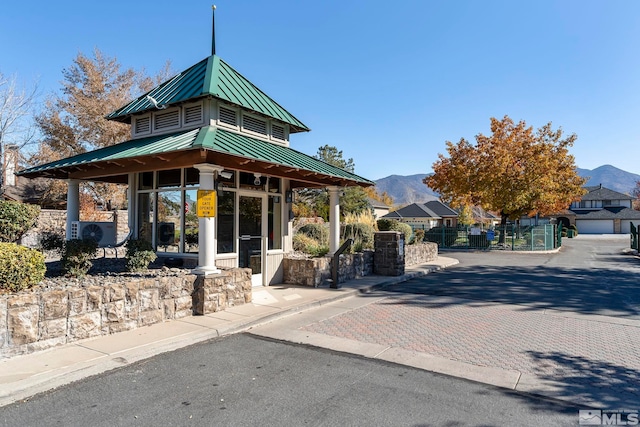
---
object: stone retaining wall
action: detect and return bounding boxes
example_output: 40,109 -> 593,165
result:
405,242 -> 438,266
0,268 -> 252,359
283,251 -> 374,287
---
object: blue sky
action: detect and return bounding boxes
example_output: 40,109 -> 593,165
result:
2,0 -> 640,180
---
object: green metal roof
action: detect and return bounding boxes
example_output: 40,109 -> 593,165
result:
106,55 -> 310,133
17,127 -> 372,186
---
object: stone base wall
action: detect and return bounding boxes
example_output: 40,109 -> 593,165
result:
0,268 -> 252,359
283,251 -> 374,287
193,268 -> 252,314
405,242 -> 438,266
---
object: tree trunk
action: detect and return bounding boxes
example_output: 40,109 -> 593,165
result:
499,211 -> 508,244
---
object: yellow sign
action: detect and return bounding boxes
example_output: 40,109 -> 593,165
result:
197,190 -> 217,217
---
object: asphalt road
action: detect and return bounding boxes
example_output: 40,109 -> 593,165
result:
1,334 -> 577,427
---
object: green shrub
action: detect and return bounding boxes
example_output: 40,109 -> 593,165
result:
376,219 -> 412,242
298,223 -> 329,245
376,218 -> 395,231
125,239 -> 157,272
61,239 -> 98,278
468,233 -> 490,248
390,222 -> 413,243
40,232 -> 65,253
293,233 -> 329,257
342,222 -> 375,250
0,243 -> 45,292
0,201 -> 41,243
425,226 -> 458,247
569,224 -> 578,237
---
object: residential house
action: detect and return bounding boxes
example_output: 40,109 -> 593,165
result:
555,185 -> 640,234
381,200 -> 458,230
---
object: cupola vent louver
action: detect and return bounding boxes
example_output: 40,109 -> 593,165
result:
135,117 -> 150,134
185,104 -> 203,124
154,110 -> 180,130
219,107 -> 237,126
243,115 -> 267,135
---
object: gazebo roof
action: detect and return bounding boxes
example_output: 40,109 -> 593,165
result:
106,55 -> 310,133
17,126 -> 373,188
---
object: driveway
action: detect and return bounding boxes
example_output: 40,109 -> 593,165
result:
253,235 -> 640,408
391,234 -> 640,318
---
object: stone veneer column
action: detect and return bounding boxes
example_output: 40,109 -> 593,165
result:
328,186 -> 340,255
65,179 -> 80,240
373,231 -> 405,276
193,164 -> 223,275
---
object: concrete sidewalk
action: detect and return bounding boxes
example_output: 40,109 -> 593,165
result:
0,257 -> 458,408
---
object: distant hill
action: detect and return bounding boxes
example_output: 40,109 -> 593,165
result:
376,165 -> 639,207
374,174 -> 439,206
577,165 -> 639,195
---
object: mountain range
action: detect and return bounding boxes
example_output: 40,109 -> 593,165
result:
375,165 -> 640,206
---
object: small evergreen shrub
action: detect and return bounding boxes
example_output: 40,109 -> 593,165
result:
0,243 -> 45,292
0,201 -> 41,243
376,218 -> 395,231
40,232 -> 65,254
61,238 -> 98,278
569,224 -> 578,237
376,219 -> 412,242
425,226 -> 458,247
468,233 -> 490,248
298,223 -> 329,245
391,222 -> 413,243
125,239 -> 157,272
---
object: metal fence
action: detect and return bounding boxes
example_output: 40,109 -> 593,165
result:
422,224 -> 559,251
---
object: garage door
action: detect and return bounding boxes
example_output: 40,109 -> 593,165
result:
576,219 -> 614,234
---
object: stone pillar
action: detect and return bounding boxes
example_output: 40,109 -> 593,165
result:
193,164 -> 223,275
374,231 -> 405,276
328,186 -> 340,255
66,179 -> 80,240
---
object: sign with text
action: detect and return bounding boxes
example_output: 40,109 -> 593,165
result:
197,190 -> 216,217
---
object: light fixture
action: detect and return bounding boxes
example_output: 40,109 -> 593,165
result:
253,173 -> 262,186
285,189 -> 294,203
219,170 -> 232,179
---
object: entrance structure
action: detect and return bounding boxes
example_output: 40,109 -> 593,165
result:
18,54 -> 373,285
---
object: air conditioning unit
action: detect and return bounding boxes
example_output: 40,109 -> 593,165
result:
157,222 -> 176,246
70,221 -> 117,247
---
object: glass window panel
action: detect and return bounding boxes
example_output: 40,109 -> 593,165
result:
185,189 -> 199,253
239,171 -> 264,190
218,170 -> 236,188
138,172 -> 153,190
138,193 -> 154,246
185,168 -> 200,186
268,195 -> 282,250
156,191 -> 181,253
268,177 -> 281,193
217,191 -> 235,253
158,169 -> 181,188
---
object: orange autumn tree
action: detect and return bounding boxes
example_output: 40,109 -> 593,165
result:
425,116 -> 586,236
